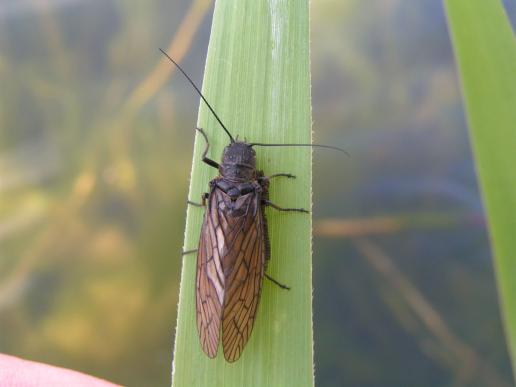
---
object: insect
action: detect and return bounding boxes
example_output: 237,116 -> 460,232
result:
160,48 -> 345,362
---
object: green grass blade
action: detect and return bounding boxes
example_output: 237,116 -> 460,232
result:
171,1 -> 313,386
444,0 -> 516,378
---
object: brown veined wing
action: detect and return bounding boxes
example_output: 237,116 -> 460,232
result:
196,183 -> 266,362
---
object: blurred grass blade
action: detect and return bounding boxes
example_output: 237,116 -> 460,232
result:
444,0 -> 516,378
172,1 -> 314,386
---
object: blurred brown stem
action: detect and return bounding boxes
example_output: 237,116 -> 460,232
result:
123,0 -> 212,119
314,212 -> 484,238
0,1 -> 212,310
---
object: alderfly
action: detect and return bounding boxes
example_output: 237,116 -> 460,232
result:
160,49 -> 346,362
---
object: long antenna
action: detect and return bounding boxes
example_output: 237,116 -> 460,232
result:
159,48 -> 235,143
250,143 -> 349,156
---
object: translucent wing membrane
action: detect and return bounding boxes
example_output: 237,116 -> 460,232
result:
196,184 -> 266,362
196,211 -> 224,357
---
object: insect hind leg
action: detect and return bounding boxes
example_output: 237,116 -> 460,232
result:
265,274 -> 290,290
181,249 -> 198,256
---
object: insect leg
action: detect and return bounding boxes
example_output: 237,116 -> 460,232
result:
196,127 -> 219,169
267,173 -> 296,179
187,200 -> 203,207
187,192 -> 209,207
265,274 -> 290,290
263,200 -> 309,214
181,249 -> 198,256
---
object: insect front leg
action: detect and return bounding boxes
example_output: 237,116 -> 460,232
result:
196,127 -> 219,169
263,200 -> 309,214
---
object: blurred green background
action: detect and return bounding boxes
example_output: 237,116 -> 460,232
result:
1,0 -> 515,386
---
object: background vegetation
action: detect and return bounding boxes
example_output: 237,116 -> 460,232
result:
445,0 -> 516,381
0,1 -> 515,386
